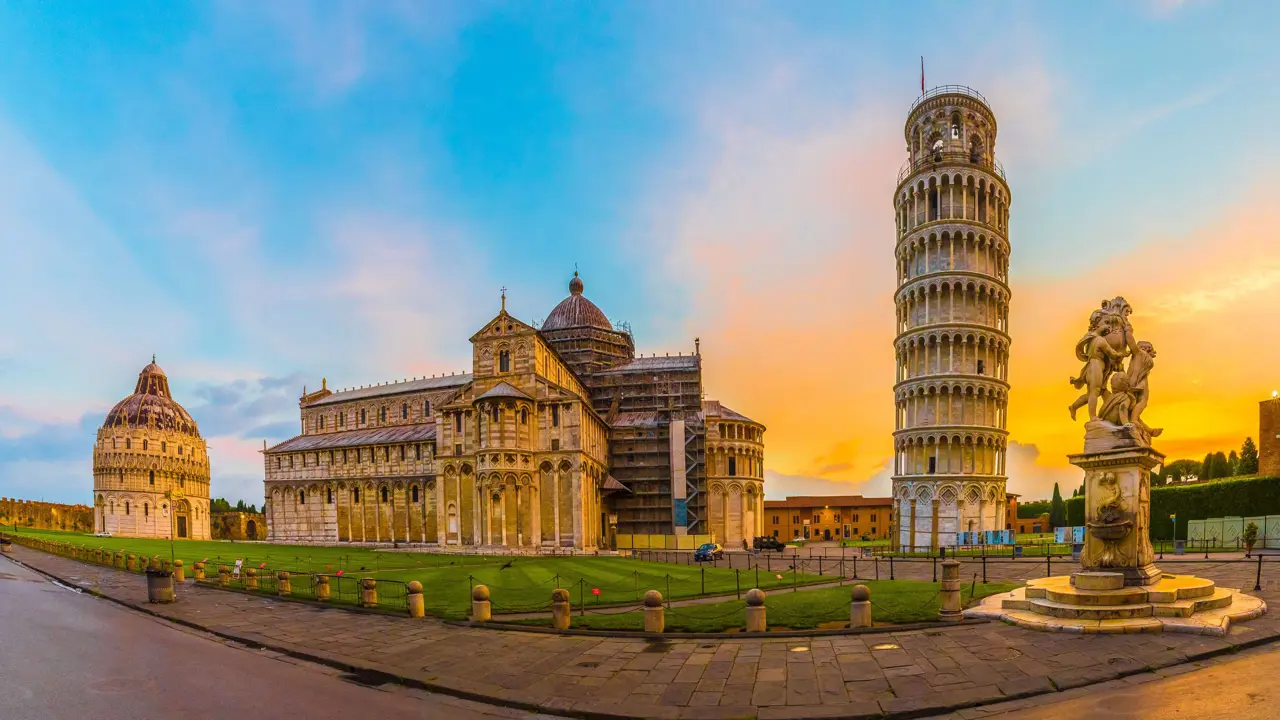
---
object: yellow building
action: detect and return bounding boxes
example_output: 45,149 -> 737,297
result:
764,495 -> 893,542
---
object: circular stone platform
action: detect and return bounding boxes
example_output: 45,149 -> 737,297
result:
965,571 -> 1266,635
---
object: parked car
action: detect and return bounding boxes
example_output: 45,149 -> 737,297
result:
93,531 -> 112,538
753,536 -> 786,552
693,543 -> 724,562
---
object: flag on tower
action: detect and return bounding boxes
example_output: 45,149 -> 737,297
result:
920,56 -> 925,95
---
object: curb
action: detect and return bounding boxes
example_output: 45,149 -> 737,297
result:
7,550 -> 1280,720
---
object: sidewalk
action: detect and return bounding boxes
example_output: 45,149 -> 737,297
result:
7,545 -> 1280,720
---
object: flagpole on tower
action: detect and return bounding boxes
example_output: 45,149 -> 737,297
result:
920,56 -> 925,95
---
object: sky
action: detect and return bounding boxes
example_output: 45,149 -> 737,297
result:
2,0 -> 1279,507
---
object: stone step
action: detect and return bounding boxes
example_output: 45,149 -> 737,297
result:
1045,585 -> 1149,606
1146,576 -> 1217,603
1151,588 -> 1235,618
1017,597 -> 1155,620
1072,571 -> 1125,591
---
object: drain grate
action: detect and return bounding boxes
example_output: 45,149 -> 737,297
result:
577,661 -> 600,668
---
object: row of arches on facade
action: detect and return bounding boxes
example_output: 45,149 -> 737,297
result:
897,173 -> 1009,236
99,436 -> 201,458
307,397 -> 435,435
706,445 -> 764,479
894,384 -> 1008,432
895,332 -> 1008,383
267,458 -> 602,549
896,280 -> 1009,334
897,230 -> 1008,285
894,434 -> 1007,477
475,398 -> 536,450
909,109 -> 994,165
95,494 -> 206,539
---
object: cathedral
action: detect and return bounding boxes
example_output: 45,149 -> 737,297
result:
92,358 -> 213,540
262,273 -> 764,550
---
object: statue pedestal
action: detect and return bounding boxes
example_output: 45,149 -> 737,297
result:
1069,445 -> 1163,587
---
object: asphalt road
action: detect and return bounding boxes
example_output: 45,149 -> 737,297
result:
0,554 -> 559,720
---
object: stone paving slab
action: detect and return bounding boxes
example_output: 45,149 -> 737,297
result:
7,545 -> 1280,720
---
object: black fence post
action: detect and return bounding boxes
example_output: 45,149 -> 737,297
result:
875,556 -> 879,581
932,555 -> 937,583
755,565 -> 760,590
889,555 -> 895,580
982,554 -> 988,584
853,557 -> 858,580
1046,550 -> 1052,578
818,557 -> 823,576
1204,538 -> 1209,560
579,578 -> 585,617
701,567 -> 706,595
736,569 -> 741,599
666,574 -> 671,609
1255,554 -> 1263,592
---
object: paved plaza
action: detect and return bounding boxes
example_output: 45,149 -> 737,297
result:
7,545 -> 1280,719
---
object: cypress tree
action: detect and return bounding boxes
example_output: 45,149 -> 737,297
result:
1228,450 -> 1239,477
1240,437 -> 1260,475
1212,451 -> 1230,479
1202,452 -> 1215,480
1050,483 -> 1067,527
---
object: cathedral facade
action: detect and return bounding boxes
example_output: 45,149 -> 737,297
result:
891,86 -> 1012,550
262,273 -> 764,550
93,359 -> 212,540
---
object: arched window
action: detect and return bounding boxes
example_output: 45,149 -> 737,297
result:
360,409 -> 366,424
492,406 -> 499,422
340,411 -> 345,427
424,400 -> 431,417
412,485 -> 420,503
178,445 -> 183,455
126,438 -> 131,450
454,413 -> 462,433
400,445 -> 406,461
728,456 -> 737,477
379,407 -> 387,422
144,503 -> 149,518
381,486 -> 389,503
401,403 -> 408,419
415,444 -> 421,460
110,501 -> 115,515
299,491 -> 305,505
161,441 -> 166,453
125,502 -> 130,516
327,487 -> 333,504
320,415 -> 326,430
149,470 -> 155,485
352,488 -> 360,503
499,350 -> 511,373
521,407 -> 528,425
112,438 -> 117,450
950,112 -> 961,140
143,440 -> 148,451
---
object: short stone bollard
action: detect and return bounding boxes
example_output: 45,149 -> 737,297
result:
939,559 -> 962,622
173,560 -> 185,583
850,584 -> 872,628
245,567 -> 259,591
146,568 -> 176,604
639,590 -> 665,633
115,552 -> 125,569
471,584 -> 491,623
407,581 -> 425,618
316,575 -> 331,601
277,571 -> 291,596
0,539 -> 11,555
126,554 -> 138,572
361,578 -> 378,608
551,588 -> 572,630
745,589 -> 767,633
193,562 -> 205,581
218,565 -> 231,586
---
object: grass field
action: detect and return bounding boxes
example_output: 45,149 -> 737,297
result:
5,527 -> 831,618
508,579 -> 1020,632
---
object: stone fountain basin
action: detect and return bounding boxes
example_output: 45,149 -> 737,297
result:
1087,520 -> 1132,541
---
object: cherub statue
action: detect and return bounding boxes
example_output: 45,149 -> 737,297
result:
1069,309 -> 1129,421
1126,340 -> 1163,438
1098,372 -> 1138,427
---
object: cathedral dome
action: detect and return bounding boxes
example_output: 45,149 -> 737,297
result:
102,357 -> 201,436
542,272 -> 612,332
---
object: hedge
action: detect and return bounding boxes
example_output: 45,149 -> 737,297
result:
1062,475 -> 1280,540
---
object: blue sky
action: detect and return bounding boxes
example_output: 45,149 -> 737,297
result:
3,0 -> 1279,506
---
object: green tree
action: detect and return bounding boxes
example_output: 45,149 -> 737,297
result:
210,498 -> 233,513
1240,437 -> 1260,475
1228,450 -> 1239,476
1202,452 -> 1215,480
1212,451 -> 1231,479
1049,483 -> 1067,528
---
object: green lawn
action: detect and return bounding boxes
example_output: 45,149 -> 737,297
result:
5,527 -> 829,619
508,580 -> 1020,632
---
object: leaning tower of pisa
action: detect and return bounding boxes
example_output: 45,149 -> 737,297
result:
891,86 -> 1012,552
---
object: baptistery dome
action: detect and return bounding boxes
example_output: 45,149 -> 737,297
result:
102,358 -> 201,435
93,357 -> 211,540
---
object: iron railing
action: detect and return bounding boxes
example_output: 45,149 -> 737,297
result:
909,85 -> 991,113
